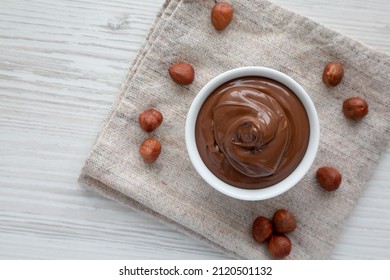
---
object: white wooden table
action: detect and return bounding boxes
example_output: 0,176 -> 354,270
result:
1,0 -> 389,259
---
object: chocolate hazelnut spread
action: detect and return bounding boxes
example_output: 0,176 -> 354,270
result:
195,76 -> 310,189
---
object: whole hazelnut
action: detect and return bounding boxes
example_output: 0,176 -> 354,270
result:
272,209 -> 296,234
268,235 -> 292,259
139,108 -> 163,132
211,2 -> 233,31
139,138 -> 161,163
322,62 -> 344,86
343,97 -> 368,120
252,216 -> 273,243
316,166 -> 342,192
168,62 -> 195,85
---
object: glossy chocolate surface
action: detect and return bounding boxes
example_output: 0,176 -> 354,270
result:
195,77 -> 310,189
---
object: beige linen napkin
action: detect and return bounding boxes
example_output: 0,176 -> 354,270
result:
79,0 -> 390,259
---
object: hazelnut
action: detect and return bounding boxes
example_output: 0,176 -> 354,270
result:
322,62 -> 344,86
211,2 -> 233,31
316,166 -> 342,192
139,138 -> 161,163
268,235 -> 292,259
343,97 -> 368,120
139,108 -> 163,132
168,62 -> 195,85
272,209 -> 296,234
252,216 -> 273,243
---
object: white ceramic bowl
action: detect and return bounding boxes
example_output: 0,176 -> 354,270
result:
185,66 -> 320,201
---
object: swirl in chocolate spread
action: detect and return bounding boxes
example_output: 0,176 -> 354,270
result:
195,77 -> 310,189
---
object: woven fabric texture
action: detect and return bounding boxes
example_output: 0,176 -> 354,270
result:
79,0 -> 390,259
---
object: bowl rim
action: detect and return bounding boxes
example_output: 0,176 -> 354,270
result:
185,66 -> 320,201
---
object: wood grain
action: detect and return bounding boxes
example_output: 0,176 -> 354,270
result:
0,0 -> 389,259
